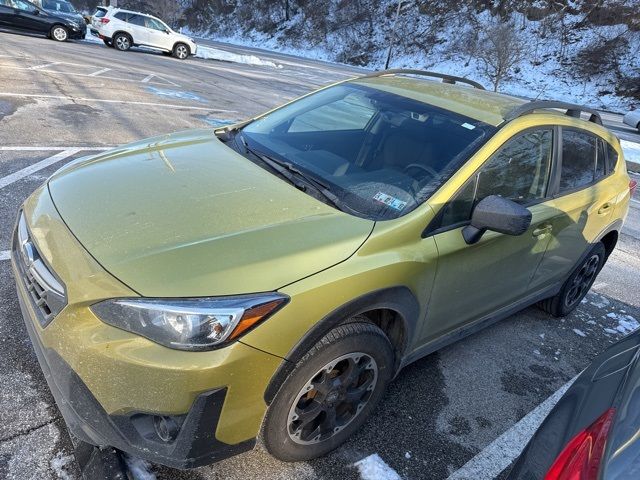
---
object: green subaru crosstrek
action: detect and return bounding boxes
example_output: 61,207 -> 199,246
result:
12,70 -> 633,468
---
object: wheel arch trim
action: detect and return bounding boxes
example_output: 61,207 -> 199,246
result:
262,286 -> 420,405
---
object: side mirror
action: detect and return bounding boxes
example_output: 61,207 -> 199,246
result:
462,195 -> 532,245
33,9 -> 40,14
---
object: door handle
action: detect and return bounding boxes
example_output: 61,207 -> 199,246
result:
598,203 -> 611,215
533,224 -> 553,237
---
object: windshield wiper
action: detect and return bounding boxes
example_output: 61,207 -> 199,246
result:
238,134 -> 349,212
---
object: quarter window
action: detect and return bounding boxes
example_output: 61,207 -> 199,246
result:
595,139 -> 606,180
559,129 -> 597,192
607,143 -> 619,172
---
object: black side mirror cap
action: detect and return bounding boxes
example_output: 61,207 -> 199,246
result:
462,195 -> 532,245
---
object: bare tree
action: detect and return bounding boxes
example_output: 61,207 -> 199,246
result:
476,21 -> 524,91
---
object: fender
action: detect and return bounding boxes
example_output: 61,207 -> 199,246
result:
263,286 -> 420,405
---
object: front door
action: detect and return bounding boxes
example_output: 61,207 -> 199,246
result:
10,0 -> 44,32
422,127 -> 557,342
144,17 -> 171,51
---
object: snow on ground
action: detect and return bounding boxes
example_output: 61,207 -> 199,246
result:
354,454 -> 401,480
50,452 -> 76,480
124,455 -> 157,480
621,139 -> 640,166
195,45 -> 282,68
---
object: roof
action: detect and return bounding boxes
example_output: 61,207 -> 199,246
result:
351,75 -> 527,127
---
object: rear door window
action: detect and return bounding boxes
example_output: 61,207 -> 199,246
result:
559,129 -> 598,192
595,138 -> 606,180
127,14 -> 146,27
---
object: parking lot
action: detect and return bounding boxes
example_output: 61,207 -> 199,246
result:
1,30 -> 640,480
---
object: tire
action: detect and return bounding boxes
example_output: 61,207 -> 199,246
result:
50,25 -> 68,42
103,39 -> 113,47
538,242 -> 606,317
113,33 -> 132,51
172,42 -> 189,60
262,321 -> 394,462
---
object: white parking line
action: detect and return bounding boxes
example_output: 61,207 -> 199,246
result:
0,147 -> 111,151
88,67 -> 112,77
0,93 -> 234,113
447,376 -> 577,480
28,62 -> 61,70
0,250 -> 10,262
141,74 -> 155,83
0,149 -> 80,190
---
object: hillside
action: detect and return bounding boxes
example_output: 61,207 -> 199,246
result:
85,0 -> 640,111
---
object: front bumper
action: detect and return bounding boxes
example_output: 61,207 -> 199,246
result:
11,187 -> 284,468
68,24 -> 87,40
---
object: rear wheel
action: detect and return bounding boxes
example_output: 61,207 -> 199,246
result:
50,25 -> 68,42
538,242 -> 606,317
262,321 -> 394,462
113,33 -> 132,51
173,42 -> 189,60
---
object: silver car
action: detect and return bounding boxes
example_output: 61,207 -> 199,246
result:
624,110 -> 640,131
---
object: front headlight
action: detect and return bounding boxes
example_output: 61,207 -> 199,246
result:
91,294 -> 288,351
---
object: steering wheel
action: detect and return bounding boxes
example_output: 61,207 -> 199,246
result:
403,163 -> 438,179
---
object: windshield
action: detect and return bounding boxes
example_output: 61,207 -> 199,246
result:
241,83 -> 496,220
43,0 -> 76,13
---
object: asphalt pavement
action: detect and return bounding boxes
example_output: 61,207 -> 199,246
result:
0,30 -> 639,480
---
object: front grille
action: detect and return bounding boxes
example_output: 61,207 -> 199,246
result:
13,213 -> 67,328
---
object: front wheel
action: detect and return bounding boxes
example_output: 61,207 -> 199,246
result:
262,321 -> 394,462
173,42 -> 190,60
538,242 -> 606,317
50,25 -> 68,42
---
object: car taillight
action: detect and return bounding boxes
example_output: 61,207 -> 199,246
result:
544,408 -> 615,480
100,18 -> 110,24
630,180 -> 638,196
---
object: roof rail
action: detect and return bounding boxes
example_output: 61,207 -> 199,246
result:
359,69 -> 485,90
504,100 -> 603,125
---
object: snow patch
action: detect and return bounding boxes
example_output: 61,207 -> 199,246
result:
50,452 -> 75,480
195,46 -> 282,68
354,454 -> 401,480
621,140 -> 640,166
605,312 -> 640,335
124,455 -> 156,480
572,328 -> 587,337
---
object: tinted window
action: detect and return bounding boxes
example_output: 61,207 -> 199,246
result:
595,139 -> 606,179
113,11 -> 128,21
433,129 -> 552,231
128,14 -> 147,26
437,177 -> 476,228
145,18 -> 165,31
607,143 -> 619,172
477,129 -> 553,204
43,0 -> 75,12
93,8 -> 107,18
240,83 -> 495,220
560,129 -> 597,191
13,0 -> 34,10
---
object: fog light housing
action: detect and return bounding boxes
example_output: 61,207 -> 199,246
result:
153,415 -> 180,443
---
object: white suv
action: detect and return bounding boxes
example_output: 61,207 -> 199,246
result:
91,7 -> 197,60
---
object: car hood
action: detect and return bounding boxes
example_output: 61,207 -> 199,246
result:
48,130 -> 374,297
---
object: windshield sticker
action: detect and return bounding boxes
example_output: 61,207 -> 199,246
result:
461,122 -> 476,130
374,192 -> 407,211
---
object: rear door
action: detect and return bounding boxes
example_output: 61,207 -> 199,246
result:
530,128 -> 616,288
10,0 -> 46,32
0,0 -> 17,29
124,13 -> 149,45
